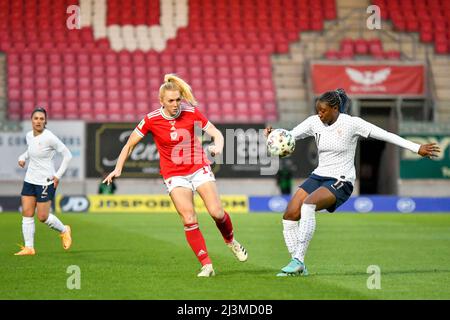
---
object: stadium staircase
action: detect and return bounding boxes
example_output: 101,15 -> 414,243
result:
0,52 -> 6,120
0,52 -> 19,131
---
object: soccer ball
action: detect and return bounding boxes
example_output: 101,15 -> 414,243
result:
266,129 -> 295,157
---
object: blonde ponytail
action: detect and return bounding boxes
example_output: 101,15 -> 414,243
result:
159,74 -> 198,106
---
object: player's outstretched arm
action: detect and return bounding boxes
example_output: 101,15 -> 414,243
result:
366,121 -> 441,158
103,130 -> 143,185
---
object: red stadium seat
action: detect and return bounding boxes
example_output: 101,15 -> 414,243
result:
21,53 -> 33,64
384,50 -> 401,59
340,38 -> 354,55
218,78 -> 231,89
220,90 -> 233,103
65,89 -> 78,101
136,90 -> 148,101
121,78 -> 133,90
8,88 -> 21,100
202,78 -> 216,91
34,53 -> 47,65
9,77 -> 21,89
354,39 -> 368,55
325,50 -> 340,60
92,66 -> 104,77
135,78 -> 147,89
92,77 -> 105,89
207,102 -> 220,114
22,65 -> 34,77
435,41 -> 449,54
207,112 -> 221,123
369,39 -> 383,55
222,103 -> 235,114
234,90 -> 246,101
406,18 -> 419,32
22,101 -> 36,114
420,30 -> 433,43
235,102 -> 248,113
77,53 -> 89,65
22,77 -> 35,90
134,66 -> 147,78
78,66 -> 90,77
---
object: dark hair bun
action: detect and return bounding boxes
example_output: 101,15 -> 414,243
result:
336,88 -> 346,95
335,88 -> 349,113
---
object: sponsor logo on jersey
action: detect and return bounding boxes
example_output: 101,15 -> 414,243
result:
169,121 -> 176,131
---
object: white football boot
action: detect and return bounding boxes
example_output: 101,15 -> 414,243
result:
197,264 -> 215,277
227,239 -> 248,262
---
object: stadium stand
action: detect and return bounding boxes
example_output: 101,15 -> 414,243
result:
370,0 -> 450,122
0,0 -> 336,123
372,0 -> 450,54
2,0 -> 447,125
271,0 -> 450,125
0,53 -> 6,120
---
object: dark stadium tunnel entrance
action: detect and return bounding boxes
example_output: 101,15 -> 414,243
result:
358,103 -> 399,195
359,139 -> 387,194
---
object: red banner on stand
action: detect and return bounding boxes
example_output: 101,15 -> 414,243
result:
311,63 -> 425,97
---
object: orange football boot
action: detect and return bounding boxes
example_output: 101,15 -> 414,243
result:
60,225 -> 72,250
14,245 -> 36,256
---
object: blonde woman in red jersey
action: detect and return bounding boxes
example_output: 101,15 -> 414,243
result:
103,74 -> 248,277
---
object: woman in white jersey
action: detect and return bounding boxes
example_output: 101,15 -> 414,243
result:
265,89 -> 440,276
15,107 -> 73,255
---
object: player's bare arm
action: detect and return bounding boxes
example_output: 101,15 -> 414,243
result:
103,130 -> 143,185
52,176 -> 60,189
205,124 -> 224,156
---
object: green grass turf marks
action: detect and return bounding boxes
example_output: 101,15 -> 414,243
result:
0,212 -> 449,299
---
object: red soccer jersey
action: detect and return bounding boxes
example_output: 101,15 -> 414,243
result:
134,104 -> 211,179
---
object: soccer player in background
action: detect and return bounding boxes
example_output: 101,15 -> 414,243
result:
103,74 -> 248,277
265,89 -> 440,276
15,107 -> 73,255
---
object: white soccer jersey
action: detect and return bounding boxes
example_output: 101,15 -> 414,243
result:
290,114 -> 420,185
18,129 -> 72,186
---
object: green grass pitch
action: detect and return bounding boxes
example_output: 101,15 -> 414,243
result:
0,212 -> 449,300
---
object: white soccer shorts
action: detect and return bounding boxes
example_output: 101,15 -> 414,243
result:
164,165 -> 216,194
